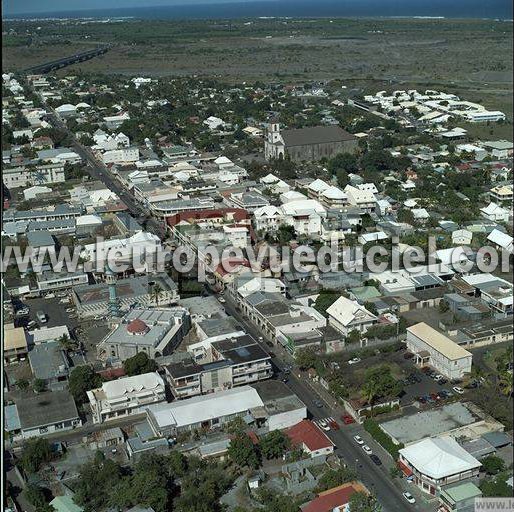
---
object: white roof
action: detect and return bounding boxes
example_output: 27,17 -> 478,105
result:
280,190 -> 307,203
322,186 -> 347,200
102,372 -> 164,399
32,325 -> 70,344
56,103 -> 76,112
147,385 -> 263,428
433,246 -> 473,266
407,323 -> 471,360
254,205 -> 281,218
326,296 -> 376,327
281,199 -> 326,217
260,173 -> 280,184
308,178 -> 330,193
487,229 -> 513,253
215,156 -> 232,165
76,214 -> 103,226
481,202 -> 509,216
411,208 -> 430,219
400,436 -> 481,479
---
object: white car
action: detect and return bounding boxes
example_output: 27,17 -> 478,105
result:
348,358 -> 361,365
402,492 -> 416,504
45,293 -> 56,299
453,386 -> 465,395
362,445 -> 373,455
66,308 -> 75,313
434,374 -> 444,382
353,435 -> 364,445
318,420 -> 330,431
218,297 -> 226,303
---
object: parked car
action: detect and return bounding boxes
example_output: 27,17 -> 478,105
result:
36,311 -> 47,323
370,454 -> 382,466
438,378 -> 448,385
65,307 -> 75,313
342,415 -> 355,425
329,420 -> 340,430
348,358 -> 361,365
453,386 -> 465,394
314,400 -> 324,408
318,420 -> 330,431
434,374 -> 444,382
218,297 -> 226,303
403,352 -> 414,359
362,445 -> 373,455
353,435 -> 364,445
45,293 -> 56,299
402,492 -> 416,504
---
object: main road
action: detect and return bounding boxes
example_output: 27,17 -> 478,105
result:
222,293 -> 430,512
38,94 -> 166,239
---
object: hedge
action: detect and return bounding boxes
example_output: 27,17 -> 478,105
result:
363,418 -> 404,459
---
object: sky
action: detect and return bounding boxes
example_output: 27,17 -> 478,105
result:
4,0 -> 266,15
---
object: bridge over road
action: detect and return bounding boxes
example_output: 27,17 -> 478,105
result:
23,45 -> 110,74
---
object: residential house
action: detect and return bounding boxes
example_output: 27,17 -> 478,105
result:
326,296 -> 378,336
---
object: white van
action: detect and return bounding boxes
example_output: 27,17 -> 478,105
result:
36,311 -> 47,324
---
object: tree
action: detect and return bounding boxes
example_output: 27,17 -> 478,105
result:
33,378 -> 47,393
260,430 -> 290,460
227,433 -> 261,469
345,330 -> 361,345
17,378 -> 30,391
328,152 -> 358,176
24,484 -> 53,512
224,416 -> 246,436
348,491 -> 379,512
438,300 -> 450,313
480,476 -> 513,497
110,454 -> 175,512
313,290 -> 341,317
481,455 -> 505,475
19,438 -> 52,474
295,347 -> 317,370
75,457 -> 123,512
317,467 -> 357,492
362,365 -> 402,413
123,352 -> 158,376
151,283 -> 164,306
68,365 -> 102,404
58,333 -> 76,353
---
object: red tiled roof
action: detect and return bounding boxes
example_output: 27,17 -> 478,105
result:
166,208 -> 249,227
286,420 -> 333,453
215,257 -> 251,277
302,483 -> 363,512
98,367 -> 126,380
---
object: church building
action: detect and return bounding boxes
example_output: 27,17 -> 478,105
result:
264,119 -> 358,162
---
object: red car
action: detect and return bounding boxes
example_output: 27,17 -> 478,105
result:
329,420 -> 340,430
342,415 -> 355,425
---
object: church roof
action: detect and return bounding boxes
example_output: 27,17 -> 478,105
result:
281,126 -> 356,147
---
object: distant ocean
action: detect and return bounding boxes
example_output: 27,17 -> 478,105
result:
5,0 -> 514,21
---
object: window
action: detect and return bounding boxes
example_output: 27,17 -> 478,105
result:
39,427 -> 48,434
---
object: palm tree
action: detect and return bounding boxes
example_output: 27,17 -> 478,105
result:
151,283 -> 164,306
58,334 -> 75,353
497,371 -> 513,397
362,380 -> 378,418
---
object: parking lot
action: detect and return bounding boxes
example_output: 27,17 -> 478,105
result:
14,294 -> 79,331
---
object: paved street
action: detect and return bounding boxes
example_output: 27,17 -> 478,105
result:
41,99 -> 166,239
222,293 -> 436,512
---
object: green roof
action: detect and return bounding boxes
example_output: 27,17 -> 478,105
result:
349,286 -> 381,301
440,482 -> 482,503
49,496 -> 84,512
